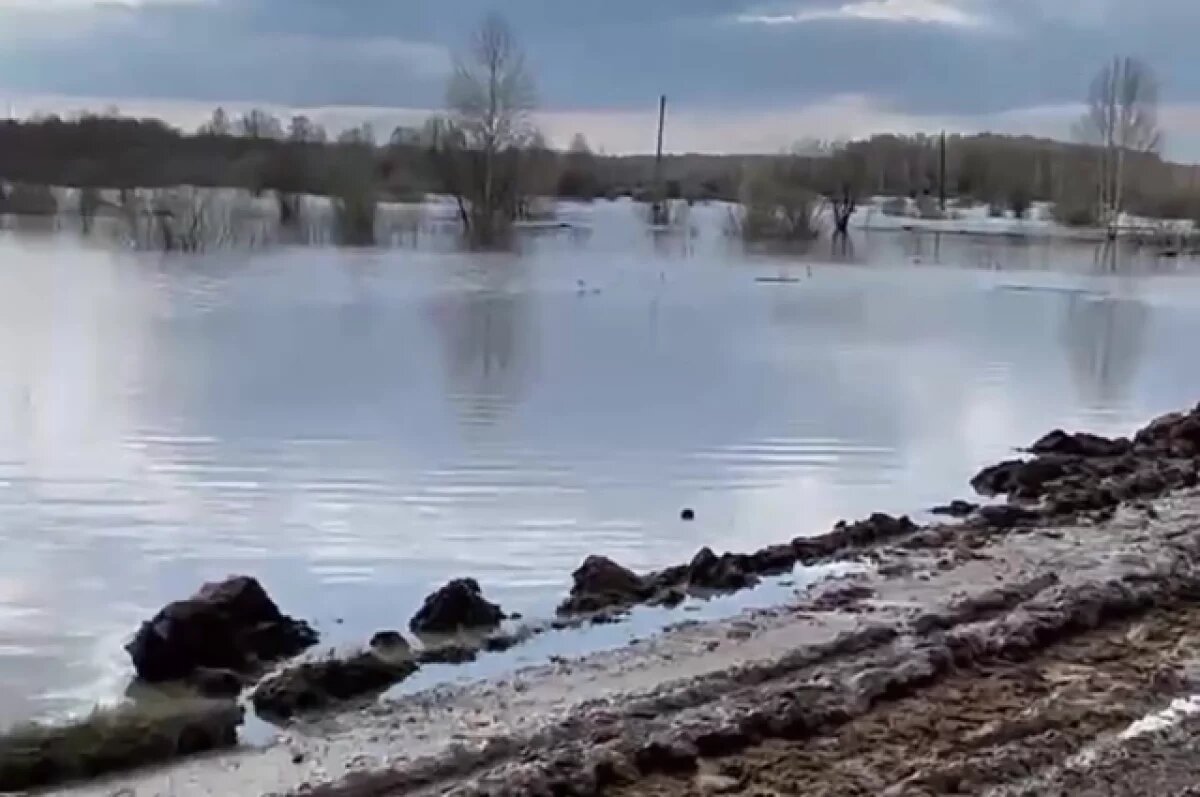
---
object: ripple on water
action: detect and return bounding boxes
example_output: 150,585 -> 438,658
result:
1,228 -> 1200,727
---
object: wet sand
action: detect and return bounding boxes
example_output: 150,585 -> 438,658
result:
50,480 -> 1200,797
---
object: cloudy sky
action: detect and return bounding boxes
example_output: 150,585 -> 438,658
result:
0,0 -> 1198,156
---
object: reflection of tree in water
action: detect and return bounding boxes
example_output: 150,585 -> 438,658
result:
428,269 -> 534,429
1061,293 -> 1148,409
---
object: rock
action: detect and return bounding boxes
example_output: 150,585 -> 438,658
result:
635,736 -> 699,774
251,651 -> 418,720
125,576 -> 318,683
971,459 -> 1025,496
748,544 -> 798,574
1135,408 -> 1200,455
686,548 -> 757,592
409,579 -> 504,634
188,667 -> 244,698
795,513 -> 917,562
976,504 -> 1041,529
1030,429 -> 1130,458
971,458 -> 1068,498
369,631 -> 410,652
558,556 -> 649,615
931,499 -> 979,518
650,587 -> 687,608
417,643 -> 479,664
681,508 -> 696,521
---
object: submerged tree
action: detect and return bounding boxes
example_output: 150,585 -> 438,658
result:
819,145 -> 867,239
1074,56 -> 1162,234
729,158 -> 821,244
430,13 -> 541,247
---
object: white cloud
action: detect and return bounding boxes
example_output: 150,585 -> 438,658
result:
739,0 -> 987,27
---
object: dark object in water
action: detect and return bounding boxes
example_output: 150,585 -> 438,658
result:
369,631 -> 410,652
409,578 -> 504,634
0,699 -> 241,792
681,508 -> 696,521
126,576 -> 318,684
930,500 -> 979,518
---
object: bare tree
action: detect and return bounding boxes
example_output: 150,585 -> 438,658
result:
237,109 -> 284,140
199,107 -> 231,137
1074,56 -> 1162,234
338,123 -> 377,147
437,12 -> 539,246
288,115 -> 318,143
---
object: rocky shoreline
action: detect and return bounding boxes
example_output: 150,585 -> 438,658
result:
30,401 -> 1200,795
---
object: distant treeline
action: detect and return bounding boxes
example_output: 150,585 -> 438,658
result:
2,112 -> 1200,223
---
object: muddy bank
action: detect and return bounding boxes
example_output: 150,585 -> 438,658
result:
410,536 -> 1200,797
614,582 -> 1200,797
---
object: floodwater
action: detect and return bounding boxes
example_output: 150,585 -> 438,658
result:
1,199 -> 1200,728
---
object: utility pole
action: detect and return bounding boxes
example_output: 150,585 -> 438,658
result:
652,95 -> 667,225
938,130 -> 947,213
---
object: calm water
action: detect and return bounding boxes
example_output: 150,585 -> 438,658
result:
2,200 -> 1200,726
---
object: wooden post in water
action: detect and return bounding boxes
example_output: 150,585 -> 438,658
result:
653,95 -> 667,225
938,130 -> 947,214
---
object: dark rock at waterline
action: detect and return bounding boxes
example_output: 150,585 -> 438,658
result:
971,457 -> 1068,498
409,579 -> 504,634
559,556 -> 650,615
369,630 -> 410,652
126,576 -> 318,683
686,548 -> 758,592
975,504 -> 1042,529
1030,429 -> 1131,458
635,736 -> 699,774
650,587 -> 687,608
931,499 -> 979,518
251,650 -> 418,720
0,698 -> 241,793
680,508 -> 696,521
793,513 -> 918,563
748,544 -> 799,574
966,406 -> 1200,521
1135,408 -> 1200,455
417,643 -> 480,664
189,667 -> 245,698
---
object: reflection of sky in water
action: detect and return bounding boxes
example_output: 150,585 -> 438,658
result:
1,204 -> 1200,726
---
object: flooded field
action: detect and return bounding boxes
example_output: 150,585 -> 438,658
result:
1,199 -> 1199,727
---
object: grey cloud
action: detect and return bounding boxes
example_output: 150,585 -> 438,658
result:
0,0 -> 1196,121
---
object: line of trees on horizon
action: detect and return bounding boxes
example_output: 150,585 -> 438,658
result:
0,17 -> 1192,246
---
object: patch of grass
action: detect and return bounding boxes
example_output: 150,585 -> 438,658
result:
0,698 -> 241,792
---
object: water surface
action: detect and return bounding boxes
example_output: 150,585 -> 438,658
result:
2,200 -> 1199,725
